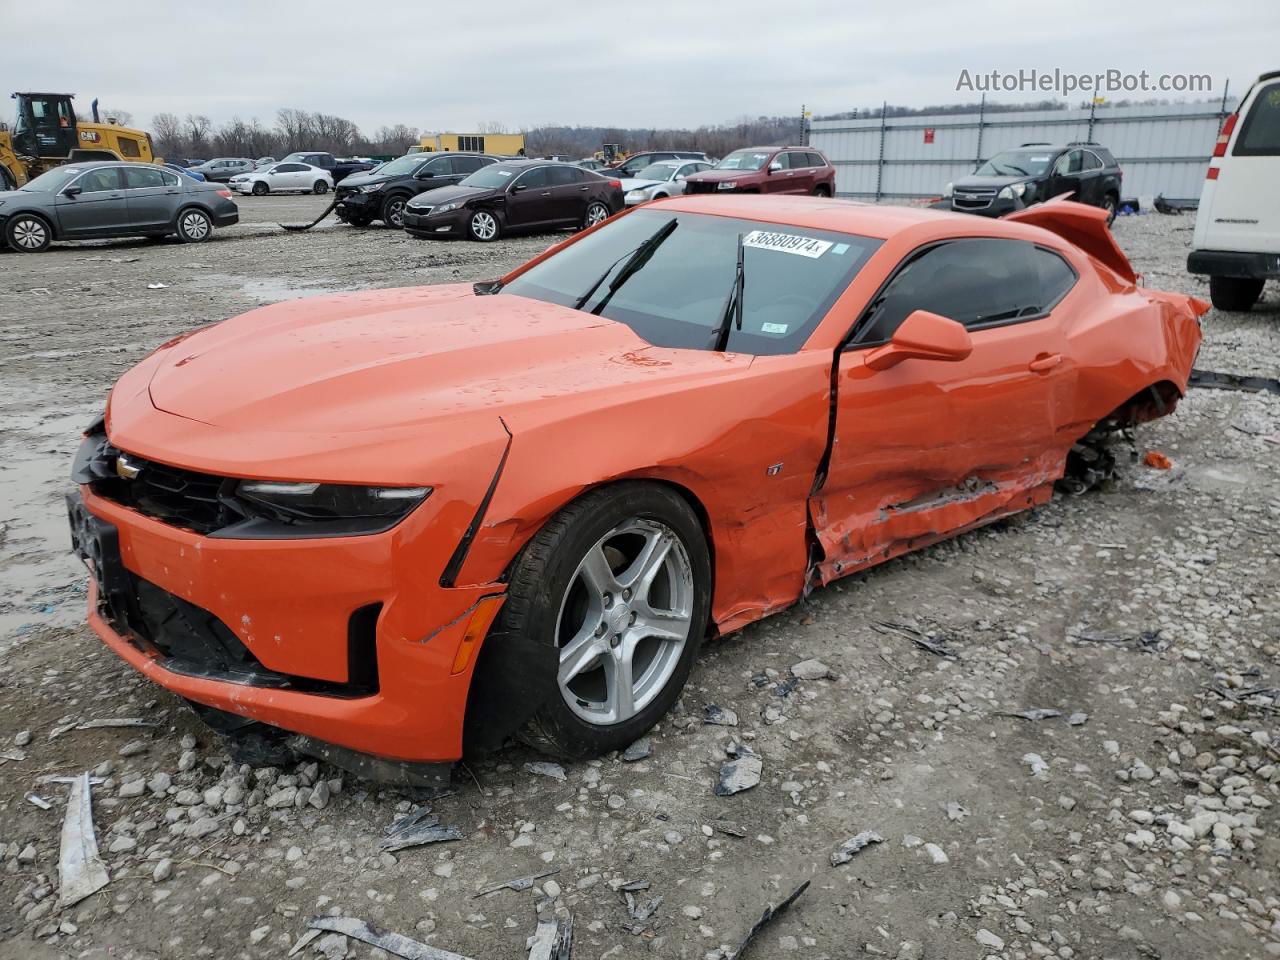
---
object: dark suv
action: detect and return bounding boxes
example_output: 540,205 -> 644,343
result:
944,142 -> 1122,221
683,146 -> 836,196
335,153 -> 498,228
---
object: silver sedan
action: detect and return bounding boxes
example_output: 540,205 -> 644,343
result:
620,159 -> 713,206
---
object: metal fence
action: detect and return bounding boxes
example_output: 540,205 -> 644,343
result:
809,98 -> 1237,203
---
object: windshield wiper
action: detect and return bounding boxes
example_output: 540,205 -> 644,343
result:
573,218 -> 678,313
711,232 -> 746,352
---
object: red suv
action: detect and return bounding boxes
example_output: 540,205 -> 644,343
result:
683,146 -> 836,196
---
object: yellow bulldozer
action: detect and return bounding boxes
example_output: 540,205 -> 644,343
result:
0,92 -> 156,190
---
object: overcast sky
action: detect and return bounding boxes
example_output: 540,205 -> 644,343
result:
6,0 -> 1275,134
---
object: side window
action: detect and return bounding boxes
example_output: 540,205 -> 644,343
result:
160,171 -> 180,187
1235,82 -> 1280,157
513,167 -> 549,189
1055,150 -> 1084,174
424,157 -> 453,176
786,152 -> 810,168
1081,151 -> 1103,171
770,152 -> 791,170
851,239 -> 1076,345
453,155 -> 486,174
77,168 -> 122,193
547,166 -> 581,186
118,138 -> 141,158
123,167 -> 166,189
807,152 -> 826,168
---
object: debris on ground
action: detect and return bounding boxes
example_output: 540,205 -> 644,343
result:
145,282 -> 168,290
621,737 -> 651,762
830,830 -> 884,866
75,717 -> 154,730
715,746 -> 762,796
710,818 -> 748,838
287,929 -> 322,956
527,914 -> 573,960
1143,450 -> 1173,469
379,807 -> 463,853
1188,368 -> 1280,396
997,708 -> 1061,721
25,792 -> 52,809
624,890 -> 663,922
790,658 -> 835,680
726,880 -> 810,960
1022,753 -> 1050,779
870,619 -> 959,658
944,801 -> 968,821
1067,711 -> 1089,726
704,704 -> 739,726
0,747 -> 25,763
474,869 -> 560,898
58,771 -> 110,907
524,761 -> 568,781
306,916 -> 477,960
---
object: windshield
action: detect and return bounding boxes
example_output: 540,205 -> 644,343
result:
716,150 -> 770,171
461,165 -> 519,189
19,167 -> 84,192
375,155 -> 426,177
502,209 -> 882,355
975,149 -> 1054,177
634,163 -> 678,181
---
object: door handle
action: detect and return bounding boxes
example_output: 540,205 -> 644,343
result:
1028,353 -> 1062,372
579,186 -> 589,191
540,191 -> 551,196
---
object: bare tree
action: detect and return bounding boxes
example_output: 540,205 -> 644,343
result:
475,120 -> 511,134
184,114 -> 213,154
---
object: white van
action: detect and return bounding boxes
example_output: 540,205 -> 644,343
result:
1188,70 -> 1280,311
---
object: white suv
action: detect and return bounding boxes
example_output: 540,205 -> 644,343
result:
1188,70 -> 1280,311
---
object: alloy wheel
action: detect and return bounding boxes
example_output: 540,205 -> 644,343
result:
471,211 -> 497,240
555,518 -> 694,726
181,212 -> 210,240
12,218 -> 48,250
586,203 -> 609,226
386,199 -> 406,227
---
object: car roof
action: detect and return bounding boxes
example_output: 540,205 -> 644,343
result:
655,194 -> 1004,240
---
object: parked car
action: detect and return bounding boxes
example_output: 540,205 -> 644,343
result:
335,152 -> 499,228
607,150 -> 710,179
229,162 -> 334,196
163,162 -> 206,182
1187,69 -> 1280,311
68,195 -> 1206,771
621,159 -> 714,206
189,157 -> 255,182
255,156 -> 276,168
401,160 -> 623,242
577,158 -> 607,171
683,147 -> 836,196
0,161 -> 237,252
278,152 -> 373,184
942,143 -> 1123,222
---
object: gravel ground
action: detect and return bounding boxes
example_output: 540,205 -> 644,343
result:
0,197 -> 1277,960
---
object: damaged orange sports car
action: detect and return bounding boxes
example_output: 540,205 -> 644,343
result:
68,195 -> 1206,780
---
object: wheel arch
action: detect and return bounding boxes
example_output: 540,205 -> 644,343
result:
171,202 -> 213,228
4,207 -> 58,242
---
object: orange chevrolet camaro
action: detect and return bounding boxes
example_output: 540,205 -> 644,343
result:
68,195 -> 1206,781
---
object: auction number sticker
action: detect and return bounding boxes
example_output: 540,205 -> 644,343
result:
743,231 -> 832,258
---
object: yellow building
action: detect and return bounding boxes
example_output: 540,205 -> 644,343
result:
409,132 -> 525,156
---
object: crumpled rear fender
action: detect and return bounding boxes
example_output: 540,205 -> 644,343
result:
1004,198 -> 1137,284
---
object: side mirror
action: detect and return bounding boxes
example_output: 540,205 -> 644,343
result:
417,170 -> 434,179
62,185 -> 82,198
768,161 -> 782,173
864,310 -> 972,371
511,183 -> 527,193
675,174 -> 686,181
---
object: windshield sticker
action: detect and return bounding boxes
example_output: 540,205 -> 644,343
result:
494,170 -> 513,178
743,231 -> 832,258
760,322 -> 789,334
1030,156 -> 1050,162
832,243 -> 850,255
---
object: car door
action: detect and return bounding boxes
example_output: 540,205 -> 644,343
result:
1047,149 -> 1085,201
763,152 -> 793,193
123,166 -> 182,229
546,166 -> 589,224
1077,150 -> 1105,204
781,151 -> 815,193
54,167 -> 130,236
809,237 -> 1078,580
505,166 -> 553,227
416,155 -> 456,191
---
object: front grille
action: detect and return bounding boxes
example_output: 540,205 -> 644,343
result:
684,180 -> 719,194
88,445 -> 238,535
953,189 -> 996,210
406,204 -> 433,216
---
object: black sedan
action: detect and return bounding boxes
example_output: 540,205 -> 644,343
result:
0,162 -> 239,252
401,160 -> 624,242
335,153 -> 499,228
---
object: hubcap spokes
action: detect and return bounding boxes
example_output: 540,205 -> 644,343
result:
474,213 -> 496,239
588,205 -> 606,224
16,221 -> 45,248
556,519 -> 693,725
183,214 -> 208,238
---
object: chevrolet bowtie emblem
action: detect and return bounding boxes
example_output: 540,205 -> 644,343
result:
115,454 -> 142,480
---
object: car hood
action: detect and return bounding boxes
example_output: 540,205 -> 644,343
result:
409,184 -> 491,208
685,169 -> 756,183
337,170 -> 399,189
954,174 -> 1035,190
620,178 -> 665,192
143,284 -> 746,435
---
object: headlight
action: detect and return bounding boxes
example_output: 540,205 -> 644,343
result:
434,201 -> 462,214
999,182 -> 1029,200
359,183 -> 383,193
942,181 -> 953,196
625,189 -> 649,203
236,480 -> 431,524
717,181 -> 737,191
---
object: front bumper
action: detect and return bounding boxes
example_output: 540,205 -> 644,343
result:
948,194 -> 1023,217
335,191 -> 377,215
68,484 -> 505,764
1187,249 -> 1280,279
403,208 -> 465,238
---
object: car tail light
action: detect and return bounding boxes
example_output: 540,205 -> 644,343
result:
1213,113 -> 1237,157
608,180 -> 622,189
216,189 -> 233,198
1206,167 -> 1220,180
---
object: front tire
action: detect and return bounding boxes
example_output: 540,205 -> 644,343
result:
1102,192 -> 1118,226
176,208 -> 213,243
582,201 -> 610,231
313,180 -> 329,195
381,194 -> 409,228
467,209 -> 500,242
507,483 -> 711,759
251,181 -> 268,196
813,184 -> 831,197
4,213 -> 52,252
1209,275 -> 1264,312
